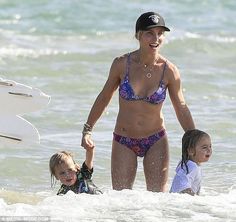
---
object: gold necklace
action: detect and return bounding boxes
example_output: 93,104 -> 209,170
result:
143,64 -> 153,78
139,58 -> 159,79
138,54 -> 160,79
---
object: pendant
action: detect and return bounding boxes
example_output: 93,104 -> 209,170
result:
146,73 -> 152,78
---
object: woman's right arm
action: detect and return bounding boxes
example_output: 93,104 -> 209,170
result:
81,57 -> 123,150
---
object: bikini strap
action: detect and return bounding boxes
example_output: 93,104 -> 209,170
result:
125,53 -> 131,77
160,60 -> 167,81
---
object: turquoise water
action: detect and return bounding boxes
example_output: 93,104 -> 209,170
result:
0,0 -> 236,221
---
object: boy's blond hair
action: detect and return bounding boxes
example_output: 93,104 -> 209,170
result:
49,151 -> 77,187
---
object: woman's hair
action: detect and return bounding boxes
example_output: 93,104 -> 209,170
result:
180,129 -> 209,173
49,151 -> 75,187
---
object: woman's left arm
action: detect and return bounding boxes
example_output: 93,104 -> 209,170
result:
167,64 -> 195,131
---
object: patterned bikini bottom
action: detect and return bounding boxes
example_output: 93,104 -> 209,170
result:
113,128 -> 166,157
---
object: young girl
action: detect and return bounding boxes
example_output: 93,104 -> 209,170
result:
170,129 -> 212,195
49,150 -> 102,195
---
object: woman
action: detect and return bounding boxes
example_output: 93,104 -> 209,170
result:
81,11 -> 195,192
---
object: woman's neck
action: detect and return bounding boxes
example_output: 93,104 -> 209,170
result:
137,49 -> 160,66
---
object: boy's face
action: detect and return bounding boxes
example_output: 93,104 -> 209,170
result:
54,157 -> 77,186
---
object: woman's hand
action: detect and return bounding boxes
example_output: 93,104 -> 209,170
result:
81,133 -> 95,150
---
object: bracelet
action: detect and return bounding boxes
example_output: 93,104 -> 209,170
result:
82,123 -> 93,135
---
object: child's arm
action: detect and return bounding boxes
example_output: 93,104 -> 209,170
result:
81,148 -> 103,194
85,148 -> 94,170
80,148 -> 94,180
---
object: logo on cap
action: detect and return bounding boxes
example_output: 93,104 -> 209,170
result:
149,15 -> 160,24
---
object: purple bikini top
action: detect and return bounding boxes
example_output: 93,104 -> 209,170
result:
119,54 -> 167,105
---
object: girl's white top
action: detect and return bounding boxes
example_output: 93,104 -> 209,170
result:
170,160 -> 202,194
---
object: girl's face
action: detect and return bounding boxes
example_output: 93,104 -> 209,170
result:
137,27 -> 166,52
54,157 -> 77,186
188,135 -> 212,164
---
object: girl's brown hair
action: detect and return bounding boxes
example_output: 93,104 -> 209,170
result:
180,129 -> 210,173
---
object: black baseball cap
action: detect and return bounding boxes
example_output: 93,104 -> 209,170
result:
135,12 -> 170,33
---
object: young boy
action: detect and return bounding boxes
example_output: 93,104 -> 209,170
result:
49,149 -> 102,195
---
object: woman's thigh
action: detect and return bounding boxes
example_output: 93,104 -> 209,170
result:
111,140 -> 137,190
143,135 -> 169,192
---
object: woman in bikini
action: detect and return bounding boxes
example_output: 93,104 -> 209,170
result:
81,11 -> 195,192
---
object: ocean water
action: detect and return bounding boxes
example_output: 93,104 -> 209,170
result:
0,0 -> 236,221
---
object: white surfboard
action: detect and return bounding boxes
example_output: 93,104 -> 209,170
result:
0,78 -> 50,115
0,115 -> 40,145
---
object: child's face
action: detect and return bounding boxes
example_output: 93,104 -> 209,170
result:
189,135 -> 212,164
54,157 -> 77,186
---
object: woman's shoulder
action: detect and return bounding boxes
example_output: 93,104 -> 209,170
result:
110,53 -> 127,70
161,57 -> 178,74
160,57 -> 181,84
111,52 -> 134,74
113,53 -> 129,63
113,51 -> 138,64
